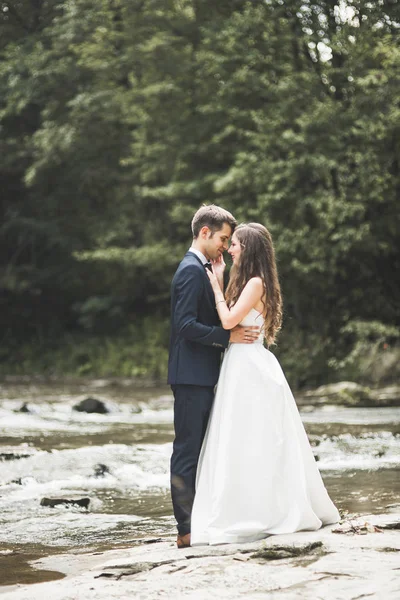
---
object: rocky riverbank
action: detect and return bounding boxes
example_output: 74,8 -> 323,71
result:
2,376 -> 400,408
1,514 -> 399,600
1,379 -> 399,599
296,382 -> 400,407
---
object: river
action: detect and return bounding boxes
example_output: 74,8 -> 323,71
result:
0,379 -> 399,585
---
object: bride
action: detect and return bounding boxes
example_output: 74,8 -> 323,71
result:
190,223 -> 339,546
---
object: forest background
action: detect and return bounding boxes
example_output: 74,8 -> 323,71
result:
0,0 -> 399,389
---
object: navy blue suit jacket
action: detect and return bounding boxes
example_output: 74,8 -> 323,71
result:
167,252 -> 230,386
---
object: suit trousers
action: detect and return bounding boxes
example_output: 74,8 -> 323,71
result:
170,384 -> 215,536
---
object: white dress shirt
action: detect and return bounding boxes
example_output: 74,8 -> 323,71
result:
188,247 -> 208,266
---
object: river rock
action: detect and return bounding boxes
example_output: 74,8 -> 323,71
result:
251,541 -> 324,560
93,463 -> 110,477
10,476 -> 36,486
40,497 -> 90,509
0,451 -> 31,461
73,397 -> 109,414
95,559 -> 175,580
299,381 -> 371,406
368,385 -> 400,407
298,381 -> 400,407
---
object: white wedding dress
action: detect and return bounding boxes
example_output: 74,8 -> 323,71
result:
191,308 -> 340,546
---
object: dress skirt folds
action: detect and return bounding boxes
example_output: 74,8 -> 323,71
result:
191,309 -> 339,546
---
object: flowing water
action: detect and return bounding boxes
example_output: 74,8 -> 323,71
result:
0,379 -> 399,586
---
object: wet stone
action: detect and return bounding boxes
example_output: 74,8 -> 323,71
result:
40,497 -> 90,509
0,452 -> 31,461
369,385 -> 400,406
73,397 -> 109,414
96,559 -> 175,580
250,541 -> 324,561
300,382 -> 372,407
9,476 -> 36,486
299,381 -> 400,407
93,463 -> 110,477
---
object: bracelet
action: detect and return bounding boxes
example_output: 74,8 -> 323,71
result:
216,299 -> 226,306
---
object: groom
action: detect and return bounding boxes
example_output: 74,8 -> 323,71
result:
168,204 -> 259,548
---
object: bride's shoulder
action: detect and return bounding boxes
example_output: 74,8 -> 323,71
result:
244,277 -> 263,290
241,277 -> 264,302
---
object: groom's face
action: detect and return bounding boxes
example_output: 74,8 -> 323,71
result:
203,223 -> 232,261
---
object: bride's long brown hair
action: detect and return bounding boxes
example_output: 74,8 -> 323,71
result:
225,223 -> 283,345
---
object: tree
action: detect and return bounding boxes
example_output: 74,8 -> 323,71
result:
0,0 -> 398,383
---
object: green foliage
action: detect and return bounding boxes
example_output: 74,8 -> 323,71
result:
328,320 -> 400,384
0,0 -> 399,385
0,317 -> 170,380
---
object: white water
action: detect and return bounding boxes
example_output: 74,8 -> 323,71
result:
0,387 -> 399,549
315,431 -> 400,470
0,400 -> 173,437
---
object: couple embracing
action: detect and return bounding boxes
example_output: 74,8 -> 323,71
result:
168,205 -> 339,548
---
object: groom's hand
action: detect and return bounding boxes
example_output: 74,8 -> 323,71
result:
229,325 -> 260,344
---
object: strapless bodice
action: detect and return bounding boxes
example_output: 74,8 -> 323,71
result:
239,308 -> 265,343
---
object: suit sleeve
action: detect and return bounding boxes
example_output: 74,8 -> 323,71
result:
173,265 -> 230,348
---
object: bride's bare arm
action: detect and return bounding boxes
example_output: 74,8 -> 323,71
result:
207,271 -> 264,329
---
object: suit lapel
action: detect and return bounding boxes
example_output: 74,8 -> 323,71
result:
184,251 -> 203,267
184,252 -> 215,304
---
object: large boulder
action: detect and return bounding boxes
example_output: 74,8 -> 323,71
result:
73,397 -> 109,414
368,385 -> 400,407
300,382 -> 371,407
299,381 -> 400,407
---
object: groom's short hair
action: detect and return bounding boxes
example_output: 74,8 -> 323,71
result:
191,204 -> 237,238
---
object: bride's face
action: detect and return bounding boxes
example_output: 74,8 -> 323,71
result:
228,233 -> 242,263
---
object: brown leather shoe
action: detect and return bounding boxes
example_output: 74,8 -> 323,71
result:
176,533 -> 191,548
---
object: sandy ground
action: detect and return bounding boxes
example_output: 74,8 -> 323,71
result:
1,514 -> 399,600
